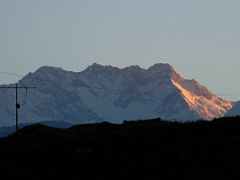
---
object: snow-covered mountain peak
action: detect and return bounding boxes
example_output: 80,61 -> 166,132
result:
35,66 -> 64,74
123,65 -> 143,71
84,63 -> 120,74
148,63 -> 174,72
147,63 -> 184,83
86,63 -> 105,70
0,63 -> 233,126
171,79 -> 232,120
85,63 -> 175,74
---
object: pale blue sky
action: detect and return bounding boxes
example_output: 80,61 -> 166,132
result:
0,0 -> 240,100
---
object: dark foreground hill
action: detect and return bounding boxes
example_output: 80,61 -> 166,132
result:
1,117 -> 240,179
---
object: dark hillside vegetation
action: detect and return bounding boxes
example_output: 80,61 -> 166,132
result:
1,117 -> 240,179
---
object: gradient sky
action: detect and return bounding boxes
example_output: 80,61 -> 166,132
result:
0,0 -> 240,101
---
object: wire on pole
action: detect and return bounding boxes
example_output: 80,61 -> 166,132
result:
0,83 -> 36,133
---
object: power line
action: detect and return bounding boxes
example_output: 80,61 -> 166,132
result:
20,88 -> 29,106
0,71 -> 23,78
0,71 -> 64,88
0,84 -> 36,133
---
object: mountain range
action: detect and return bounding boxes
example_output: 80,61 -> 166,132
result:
225,101 -> 240,117
0,63 -> 237,127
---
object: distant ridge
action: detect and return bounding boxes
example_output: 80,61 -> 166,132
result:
0,121 -> 73,137
1,116 -> 240,179
225,101 -> 240,117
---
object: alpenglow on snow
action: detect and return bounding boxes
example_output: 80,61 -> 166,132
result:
0,63 -> 233,126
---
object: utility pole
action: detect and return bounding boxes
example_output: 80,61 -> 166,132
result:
0,83 -> 36,133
